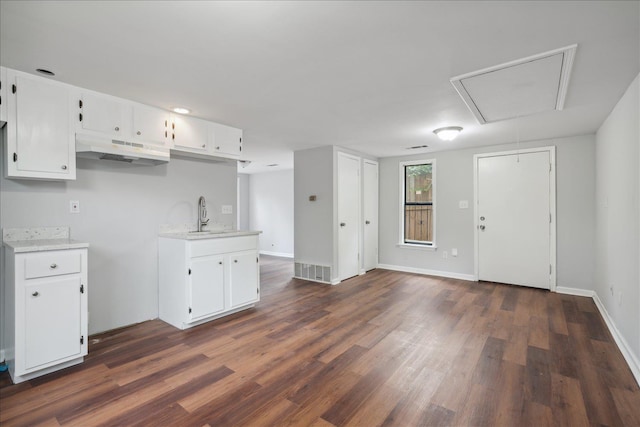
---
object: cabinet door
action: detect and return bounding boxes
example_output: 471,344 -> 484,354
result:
7,73 -> 75,179
24,276 -> 82,371
229,251 -> 259,308
0,66 -> 6,125
189,255 -> 225,321
211,122 -> 242,158
132,103 -> 170,146
172,115 -> 210,152
79,92 -> 131,138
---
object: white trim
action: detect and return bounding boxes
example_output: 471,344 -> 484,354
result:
399,159 -> 436,247
378,263 -> 475,282
259,250 -> 294,258
592,292 -> 640,387
473,146 -> 557,291
555,287 -> 595,298
396,243 -> 437,251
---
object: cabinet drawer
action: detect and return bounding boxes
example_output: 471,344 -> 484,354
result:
190,235 -> 258,257
24,251 -> 82,279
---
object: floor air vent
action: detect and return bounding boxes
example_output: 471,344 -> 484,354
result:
294,262 -> 332,284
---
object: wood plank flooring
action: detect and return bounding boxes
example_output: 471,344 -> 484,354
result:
2,256 -> 639,426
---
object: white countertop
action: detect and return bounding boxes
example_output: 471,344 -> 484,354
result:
3,238 -> 90,253
159,230 -> 261,240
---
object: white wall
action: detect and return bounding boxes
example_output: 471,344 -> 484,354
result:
294,146 -> 335,267
249,169 -> 294,257
595,74 -> 639,364
379,134 -> 596,290
1,146 -> 238,335
238,173 -> 250,231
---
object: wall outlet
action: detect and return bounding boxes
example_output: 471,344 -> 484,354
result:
442,251 -> 448,259
451,248 -> 458,257
70,200 -> 80,214
221,205 -> 233,214
459,200 -> 469,209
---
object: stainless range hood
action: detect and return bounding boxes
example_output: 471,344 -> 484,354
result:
76,133 -> 170,165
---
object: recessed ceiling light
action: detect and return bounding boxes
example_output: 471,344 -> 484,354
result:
36,68 -> 55,76
172,107 -> 190,114
433,126 -> 463,141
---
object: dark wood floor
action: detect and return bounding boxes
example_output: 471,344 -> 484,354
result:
2,256 -> 640,426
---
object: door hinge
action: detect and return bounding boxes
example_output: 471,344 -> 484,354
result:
256,257 -> 259,263
188,307 -> 192,314
549,213 -> 552,223
188,268 -> 191,275
80,284 -> 84,294
79,99 -> 83,108
12,84 -> 16,94
13,152 -> 17,162
257,288 -> 260,294
550,264 -> 552,274
80,336 -> 84,345
549,163 -> 552,172
79,113 -> 83,122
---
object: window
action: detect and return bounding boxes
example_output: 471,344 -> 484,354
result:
400,160 -> 435,247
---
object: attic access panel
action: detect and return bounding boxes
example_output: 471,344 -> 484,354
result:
450,45 -> 577,124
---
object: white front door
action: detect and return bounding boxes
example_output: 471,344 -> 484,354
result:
363,160 -> 378,271
476,149 -> 554,289
338,152 -> 361,281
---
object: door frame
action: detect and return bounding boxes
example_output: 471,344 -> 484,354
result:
473,146 -> 556,291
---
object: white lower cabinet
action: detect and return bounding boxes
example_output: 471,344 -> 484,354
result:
3,248 -> 88,384
159,234 -> 260,330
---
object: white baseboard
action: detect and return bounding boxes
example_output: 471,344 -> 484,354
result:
377,264 -> 476,282
555,286 -> 595,297
592,292 -> 640,387
0,349 -> 5,363
259,250 -> 294,258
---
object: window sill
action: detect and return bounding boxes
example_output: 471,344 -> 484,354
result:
396,243 -> 437,251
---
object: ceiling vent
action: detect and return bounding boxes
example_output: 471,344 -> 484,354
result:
450,44 -> 577,124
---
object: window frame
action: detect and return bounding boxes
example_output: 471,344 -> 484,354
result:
398,159 -> 436,250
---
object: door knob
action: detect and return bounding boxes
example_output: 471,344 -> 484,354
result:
340,222 -> 346,227
365,220 -> 370,225
32,291 -> 39,297
479,225 -> 486,231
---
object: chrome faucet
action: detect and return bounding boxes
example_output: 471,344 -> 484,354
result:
197,196 -> 209,232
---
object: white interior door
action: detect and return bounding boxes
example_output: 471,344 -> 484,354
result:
477,150 -> 552,289
338,152 -> 360,281
363,160 -> 378,271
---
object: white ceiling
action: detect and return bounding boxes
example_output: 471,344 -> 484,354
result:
1,1 -> 638,173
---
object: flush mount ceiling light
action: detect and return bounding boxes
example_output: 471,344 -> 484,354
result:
433,126 -> 463,141
172,107 -> 190,114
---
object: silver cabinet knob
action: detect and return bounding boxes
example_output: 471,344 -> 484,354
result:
50,263 -> 58,269
32,291 -> 39,297
114,126 -> 120,131
61,165 -> 67,170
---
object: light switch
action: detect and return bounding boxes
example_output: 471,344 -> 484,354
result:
221,205 -> 233,214
459,200 -> 469,209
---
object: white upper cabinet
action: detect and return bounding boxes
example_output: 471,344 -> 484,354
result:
0,66 -> 7,125
211,122 -> 242,158
5,70 -> 76,180
132,103 -> 170,146
77,91 -> 131,139
171,114 -> 210,153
